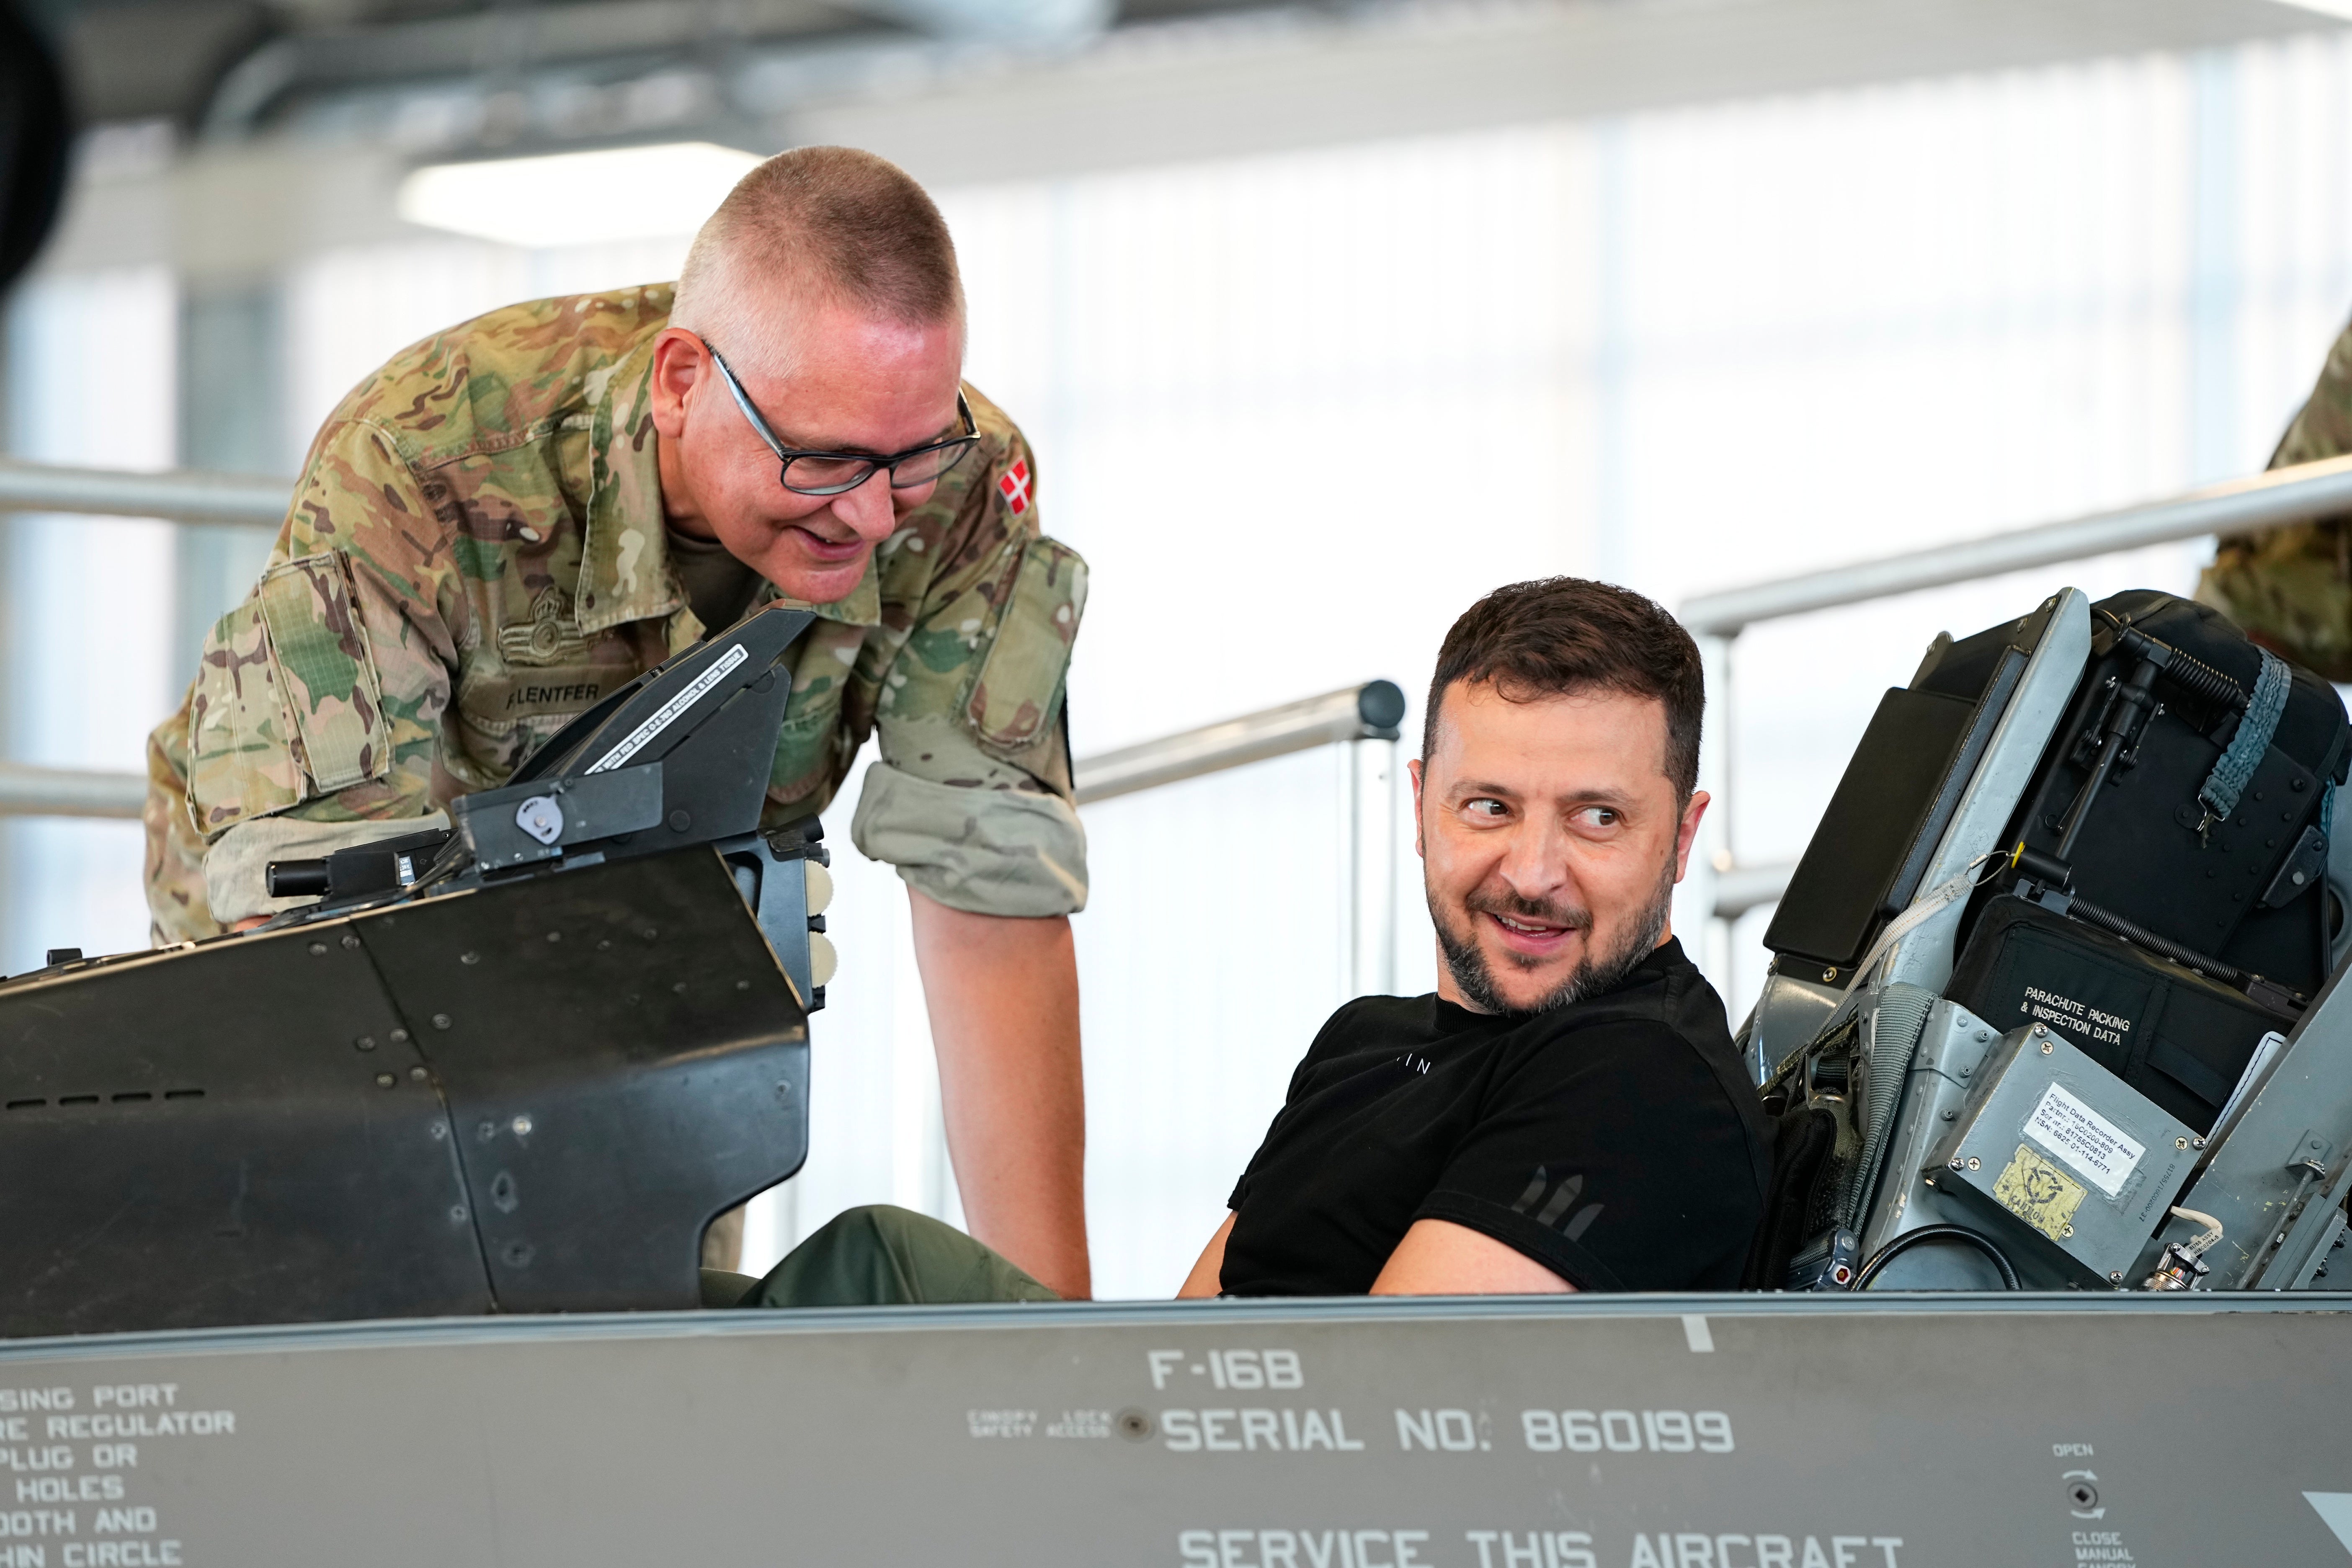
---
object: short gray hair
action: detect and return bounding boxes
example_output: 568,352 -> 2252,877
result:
672,145 -> 964,378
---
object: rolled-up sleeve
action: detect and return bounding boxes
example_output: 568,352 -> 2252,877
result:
851,748 -> 1087,917
853,391 -> 1089,917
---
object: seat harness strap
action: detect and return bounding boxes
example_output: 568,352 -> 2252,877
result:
2197,647 -> 2289,841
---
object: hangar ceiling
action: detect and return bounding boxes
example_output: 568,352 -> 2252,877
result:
26,0 -> 2352,279
40,0 -> 2352,157
50,0 -> 1228,129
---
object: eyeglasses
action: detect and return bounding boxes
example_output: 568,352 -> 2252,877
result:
701,338 -> 980,497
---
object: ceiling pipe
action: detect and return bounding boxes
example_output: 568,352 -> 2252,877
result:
847,0 -> 1115,45
199,0 -> 1122,141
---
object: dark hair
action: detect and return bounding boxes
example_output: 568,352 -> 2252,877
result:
1422,577 -> 1704,800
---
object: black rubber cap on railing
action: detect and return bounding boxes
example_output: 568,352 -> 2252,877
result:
266,859 -> 331,898
1357,680 -> 1407,732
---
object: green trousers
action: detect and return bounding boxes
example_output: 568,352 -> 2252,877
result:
699,1204 -> 1059,1309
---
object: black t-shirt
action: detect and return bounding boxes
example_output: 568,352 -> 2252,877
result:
1221,938 -> 1770,1295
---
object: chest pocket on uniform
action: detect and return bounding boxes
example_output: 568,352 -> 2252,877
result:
964,536 -> 1087,758
450,661 -> 635,789
452,581 -> 635,781
458,666 -> 627,729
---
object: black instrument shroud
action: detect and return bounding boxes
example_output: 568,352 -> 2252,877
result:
0,606 -> 826,1338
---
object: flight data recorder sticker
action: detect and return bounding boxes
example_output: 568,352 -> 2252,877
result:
2022,1084 -> 2143,1197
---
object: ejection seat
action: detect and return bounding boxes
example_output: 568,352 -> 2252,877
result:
1743,588 -> 2352,1294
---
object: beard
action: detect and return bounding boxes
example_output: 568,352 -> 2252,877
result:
1430,861 -> 1676,1018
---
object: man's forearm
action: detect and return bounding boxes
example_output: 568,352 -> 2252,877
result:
908,889 -> 1091,1300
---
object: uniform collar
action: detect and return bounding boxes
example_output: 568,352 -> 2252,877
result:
582,329 -> 882,636
753,560 -> 882,627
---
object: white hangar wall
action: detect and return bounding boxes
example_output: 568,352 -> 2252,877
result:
6,34 -> 2352,1296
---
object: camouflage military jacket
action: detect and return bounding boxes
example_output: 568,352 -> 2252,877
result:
144,286 -> 1088,940
2200,317 -> 2352,679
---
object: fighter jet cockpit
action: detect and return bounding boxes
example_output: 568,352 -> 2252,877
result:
1741,586 -> 2352,1300
10,582 -> 2352,1338
11,570 -> 2352,1563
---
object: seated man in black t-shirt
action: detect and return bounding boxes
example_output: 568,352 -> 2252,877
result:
1179,575 -> 1769,1297
724,577 -> 1766,1308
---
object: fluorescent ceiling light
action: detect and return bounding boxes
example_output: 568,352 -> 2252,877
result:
397,142 -> 766,248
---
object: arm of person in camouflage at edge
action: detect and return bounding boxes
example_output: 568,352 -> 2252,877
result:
851,431 -> 1089,918
2199,317 -> 2352,681
145,418 -> 461,938
2273,321 -> 2352,471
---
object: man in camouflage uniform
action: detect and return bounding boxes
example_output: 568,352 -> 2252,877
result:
2200,316 -> 2352,678
143,147 -> 1096,1299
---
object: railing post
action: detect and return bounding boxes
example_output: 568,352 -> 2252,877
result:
1347,735 -> 1398,999
1682,630 -> 1736,995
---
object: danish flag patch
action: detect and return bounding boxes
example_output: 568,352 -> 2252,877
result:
997,459 -> 1031,516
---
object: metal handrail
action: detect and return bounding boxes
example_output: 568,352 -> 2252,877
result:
0,458 -> 291,528
0,458 -> 1426,816
0,764 -> 148,819
0,684 -> 1413,820
8,444 -> 2341,930
1712,859 -> 1797,920
7,446 -> 2347,629
1073,681 -> 1406,805
1682,452 -> 2352,636
1682,453 -> 2352,927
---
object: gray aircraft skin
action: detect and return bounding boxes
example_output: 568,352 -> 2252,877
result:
6,591 -> 2352,1566
4,1290 -> 2351,1565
